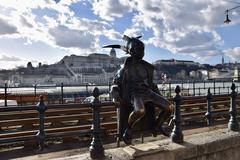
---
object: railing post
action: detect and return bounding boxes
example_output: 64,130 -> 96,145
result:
193,81 -> 195,96
86,83 -> 89,93
228,83 -> 239,131
205,88 -> 212,126
169,82 -> 171,98
213,80 -> 216,95
4,83 -> 7,107
89,87 -> 104,159
61,82 -> 64,104
36,95 -> 46,150
171,85 -> 184,143
34,84 -> 37,97
181,82 -> 183,92
108,81 -> 112,100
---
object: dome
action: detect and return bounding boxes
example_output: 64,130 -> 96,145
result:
110,48 -> 116,59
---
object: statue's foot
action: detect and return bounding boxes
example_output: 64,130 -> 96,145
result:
154,122 -> 172,137
152,129 -> 158,137
122,129 -> 132,145
159,125 -> 171,137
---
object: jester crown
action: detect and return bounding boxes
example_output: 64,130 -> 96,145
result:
103,35 -> 143,54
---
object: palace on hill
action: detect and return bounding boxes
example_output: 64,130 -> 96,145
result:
0,48 -> 125,86
0,53 -> 240,86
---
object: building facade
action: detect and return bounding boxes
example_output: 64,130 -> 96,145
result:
5,49 -> 126,86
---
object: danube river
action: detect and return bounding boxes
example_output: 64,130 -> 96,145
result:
0,81 -> 239,97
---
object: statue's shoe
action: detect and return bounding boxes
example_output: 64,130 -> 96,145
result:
159,125 -> 171,137
122,130 -> 132,145
152,129 -> 158,137
154,122 -> 172,137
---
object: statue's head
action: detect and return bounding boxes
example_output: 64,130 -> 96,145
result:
124,36 -> 144,60
102,35 -> 144,60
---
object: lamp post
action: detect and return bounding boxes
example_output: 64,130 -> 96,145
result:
224,5 -> 240,24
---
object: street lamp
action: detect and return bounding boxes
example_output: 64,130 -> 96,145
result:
224,10 -> 231,23
224,5 -> 240,23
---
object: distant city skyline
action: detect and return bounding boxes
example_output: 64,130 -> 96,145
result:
0,0 -> 240,69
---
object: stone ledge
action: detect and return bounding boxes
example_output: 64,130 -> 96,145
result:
51,128 -> 240,160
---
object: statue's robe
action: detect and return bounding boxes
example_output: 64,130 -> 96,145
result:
113,57 -> 160,138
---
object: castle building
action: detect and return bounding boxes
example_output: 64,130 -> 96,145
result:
153,59 -> 200,66
4,48 -> 126,86
58,48 -> 125,84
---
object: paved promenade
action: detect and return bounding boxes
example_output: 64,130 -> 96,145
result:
3,124 -> 229,160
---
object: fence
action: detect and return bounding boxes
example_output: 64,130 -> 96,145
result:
170,82 -> 239,143
159,80 -> 240,97
1,81 -> 240,107
0,87 -> 110,159
0,83 -> 239,159
0,83 -> 111,106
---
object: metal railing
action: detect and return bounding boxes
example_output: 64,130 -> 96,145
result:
159,80 -> 239,97
0,83 -> 111,106
0,84 -> 239,159
1,80 -> 239,106
170,82 -> 239,144
0,87 -> 106,159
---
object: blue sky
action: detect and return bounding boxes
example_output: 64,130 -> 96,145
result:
0,0 -> 240,69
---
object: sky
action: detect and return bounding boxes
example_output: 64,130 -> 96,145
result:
0,0 -> 240,69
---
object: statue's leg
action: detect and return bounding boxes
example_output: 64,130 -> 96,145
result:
128,97 -> 146,128
148,91 -> 173,136
123,96 -> 146,144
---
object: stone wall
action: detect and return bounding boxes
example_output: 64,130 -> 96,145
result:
69,128 -> 240,160
122,129 -> 240,160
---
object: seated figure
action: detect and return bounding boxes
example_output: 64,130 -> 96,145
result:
104,35 -> 173,145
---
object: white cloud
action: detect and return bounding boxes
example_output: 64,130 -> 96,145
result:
0,0 -> 121,54
92,0 -> 132,21
124,27 -> 143,38
0,55 -> 22,61
224,47 -> 240,62
0,16 -> 18,35
0,0 -> 239,64
49,25 -> 96,50
0,53 -> 40,69
103,29 -> 122,40
126,0 -> 239,59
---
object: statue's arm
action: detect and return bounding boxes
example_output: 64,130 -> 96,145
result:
111,66 -> 125,104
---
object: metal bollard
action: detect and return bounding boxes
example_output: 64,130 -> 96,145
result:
213,80 -> 216,95
171,85 -> 184,143
86,83 -> 89,93
34,84 -> 37,97
36,95 -> 47,150
108,81 -> 112,101
61,82 -> 64,104
205,88 -> 212,126
169,83 -> 171,98
89,87 -> 104,159
193,81 -> 195,96
4,83 -> 7,106
228,83 -> 239,131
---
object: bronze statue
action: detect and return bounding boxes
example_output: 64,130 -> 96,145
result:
104,35 -> 173,145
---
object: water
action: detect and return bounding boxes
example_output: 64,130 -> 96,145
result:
158,81 -> 240,97
0,82 -> 239,97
